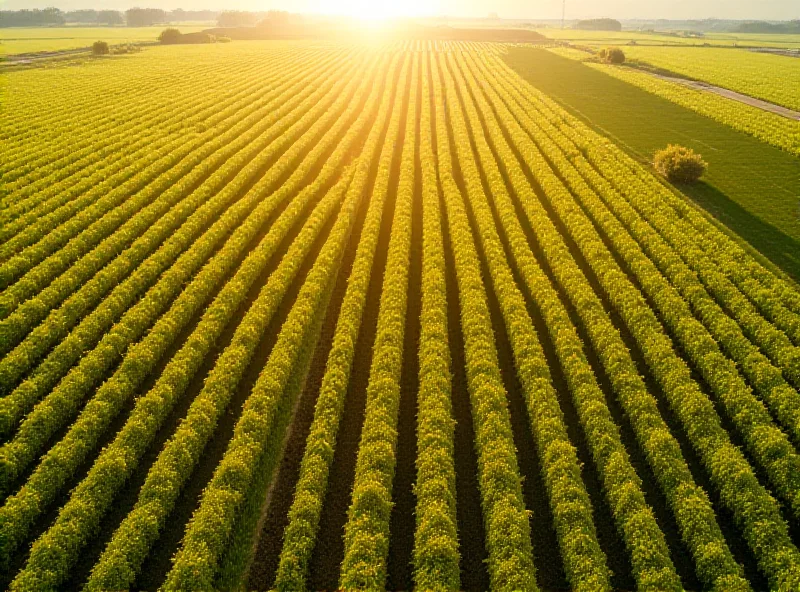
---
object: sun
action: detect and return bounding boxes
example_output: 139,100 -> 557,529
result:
315,0 -> 437,20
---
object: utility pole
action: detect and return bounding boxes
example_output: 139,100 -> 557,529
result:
561,0 -> 566,29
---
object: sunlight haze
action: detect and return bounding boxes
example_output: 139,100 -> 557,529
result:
3,0 -> 798,20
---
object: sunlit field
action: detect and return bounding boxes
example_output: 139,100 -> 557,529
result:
0,25 -> 210,55
536,27 -> 800,48
2,34 -> 800,592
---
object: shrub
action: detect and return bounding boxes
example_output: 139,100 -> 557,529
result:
158,28 -> 182,44
654,145 -> 708,183
599,47 -> 625,64
217,36 -> 232,43
92,41 -> 109,55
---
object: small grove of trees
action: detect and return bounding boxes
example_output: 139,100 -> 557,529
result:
159,28 -> 218,45
125,8 -> 167,27
599,47 -> 625,64
654,145 -> 707,183
158,28 -> 183,44
92,40 -> 109,55
65,10 -> 124,25
0,8 -> 64,27
259,10 -> 291,27
217,11 -> 259,28
576,18 -> 622,31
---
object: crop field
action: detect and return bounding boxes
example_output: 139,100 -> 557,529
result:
2,40 -> 800,592
621,46 -> 800,112
535,28 -> 800,48
505,47 -> 800,281
548,47 -> 800,158
0,26 -> 209,55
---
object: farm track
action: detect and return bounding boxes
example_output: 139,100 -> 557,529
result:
3,40 -> 800,591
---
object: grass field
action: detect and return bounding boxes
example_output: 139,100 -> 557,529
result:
622,46 -> 800,111
0,25 -> 210,55
505,46 -> 800,281
547,47 -> 800,158
3,40 -> 800,592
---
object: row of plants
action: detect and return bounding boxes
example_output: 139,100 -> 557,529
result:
453,50 -> 690,591
0,54 -> 390,589
411,51 -> 461,592
0,50 -> 340,301
0,52 -> 383,505
2,48 -> 306,234
157,56 -> 405,591
534,100 -> 800,444
0,62 -> 387,580
5,57 -> 392,590
464,47 -> 751,592
510,70 -> 800,336
273,52 -> 410,590
489,54 -> 800,523
339,54 -> 419,589
431,51 -> 539,592
505,65 -> 800,391
0,48 -> 277,182
441,53 -> 613,591
0,53 -> 368,446
480,53 -> 800,590
0,49 -> 354,381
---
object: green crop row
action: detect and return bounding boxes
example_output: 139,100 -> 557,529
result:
1,48 -> 305,235
158,55 -> 402,592
432,49 -> 539,592
482,50 -> 800,590
0,54 -> 368,492
273,52 -> 409,591
468,47 -> 752,592
454,49 -> 692,591
339,54 -> 418,590
0,50 -> 355,435
411,51 -> 460,592
0,55 -> 383,582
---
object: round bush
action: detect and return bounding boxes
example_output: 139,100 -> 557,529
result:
92,41 -> 109,56
158,28 -> 183,45
599,47 -> 625,64
654,145 -> 708,183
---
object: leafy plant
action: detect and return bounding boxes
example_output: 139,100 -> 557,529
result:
654,144 -> 707,183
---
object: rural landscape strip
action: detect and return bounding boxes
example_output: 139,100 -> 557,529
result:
2,38 -> 800,591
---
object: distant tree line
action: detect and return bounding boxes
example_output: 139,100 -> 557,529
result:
216,10 -> 292,28
735,20 -> 800,34
0,8 -> 65,27
575,18 -> 623,32
0,7 -> 219,28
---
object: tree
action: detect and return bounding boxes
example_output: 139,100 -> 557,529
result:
599,47 -> 625,64
125,7 -> 167,27
576,18 -> 622,31
654,145 -> 707,183
92,41 -> 109,55
98,10 -> 124,25
158,27 -> 183,44
0,8 -> 65,27
217,11 -> 258,27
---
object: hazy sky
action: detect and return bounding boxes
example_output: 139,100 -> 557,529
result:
2,0 -> 799,21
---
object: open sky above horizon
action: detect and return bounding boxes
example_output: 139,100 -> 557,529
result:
1,0 -> 798,21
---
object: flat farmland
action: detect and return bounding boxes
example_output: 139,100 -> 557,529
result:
2,40 -> 800,592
